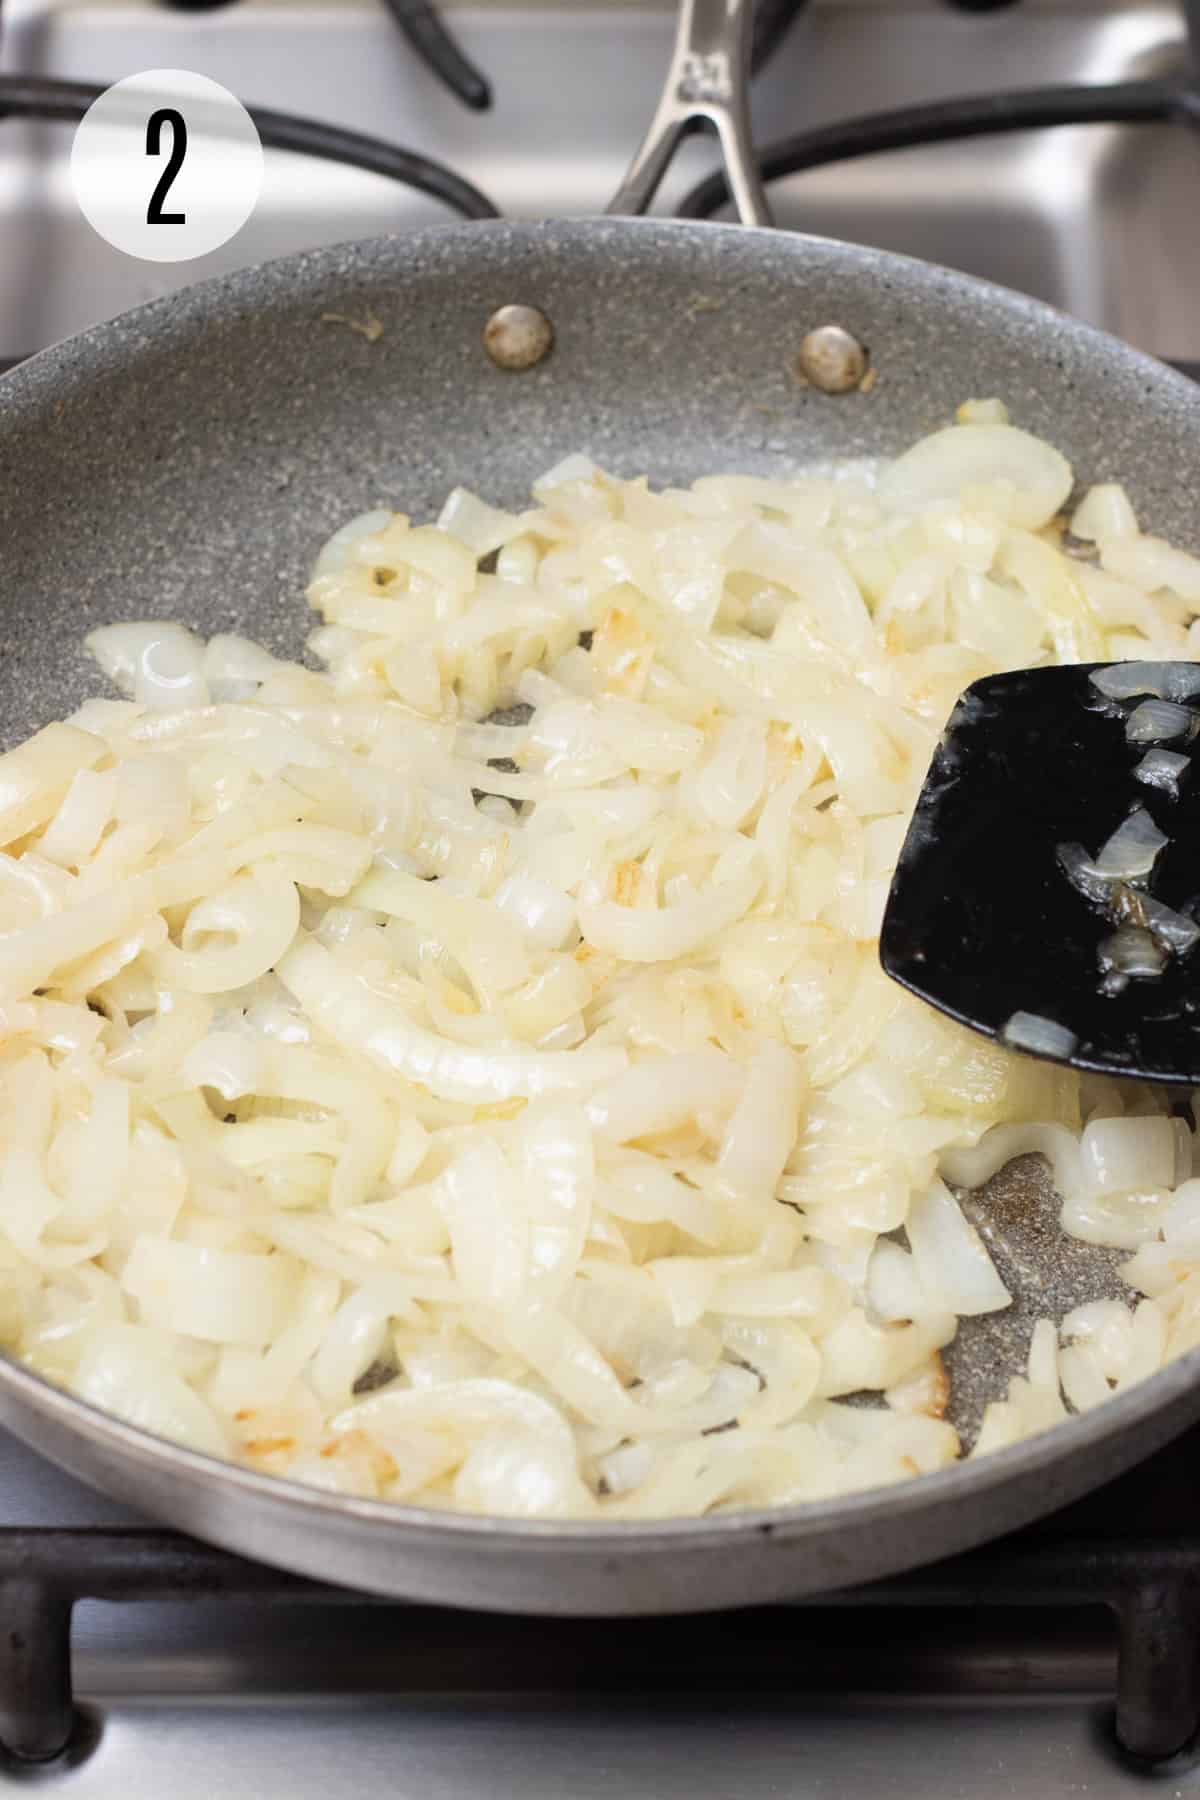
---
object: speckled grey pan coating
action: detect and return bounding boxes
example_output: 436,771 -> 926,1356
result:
1,217 -> 1199,1616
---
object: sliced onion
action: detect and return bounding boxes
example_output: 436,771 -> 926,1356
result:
438,1138 -> 528,1306
277,936 -> 627,1103
586,1049 -> 741,1143
333,1376 -> 578,1454
878,424 -> 1072,530
151,866 -> 301,994
74,1325 -> 229,1457
37,768 -> 115,867
716,1044 -> 806,1208
454,1431 -> 594,1518
519,1104 -> 593,1297
124,1237 -> 300,1348
866,1241 -> 929,1325
578,865 -> 760,963
492,874 -> 578,952
180,1030 -> 263,1101
0,724 -> 107,849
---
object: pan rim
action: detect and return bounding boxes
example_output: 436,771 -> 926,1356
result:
3,214 -> 1200,427
2,214 -> 1200,1565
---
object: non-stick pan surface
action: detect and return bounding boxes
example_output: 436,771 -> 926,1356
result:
3,219 -> 1200,1613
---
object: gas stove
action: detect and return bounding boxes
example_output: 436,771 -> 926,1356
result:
1,0 -> 1200,358
4,1 -> 1200,1794
4,1417 -> 1200,1796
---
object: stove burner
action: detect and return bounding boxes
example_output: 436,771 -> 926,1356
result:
143,0 -> 815,116
0,1507 -> 1198,1770
678,75 -> 1200,217
379,0 -> 492,112
0,76 -> 500,219
3,66 -> 1198,233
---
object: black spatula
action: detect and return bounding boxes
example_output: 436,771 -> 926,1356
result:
880,661 -> 1200,1083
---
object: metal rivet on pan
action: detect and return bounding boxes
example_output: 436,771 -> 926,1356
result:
483,304 -> 554,371
796,325 -> 868,394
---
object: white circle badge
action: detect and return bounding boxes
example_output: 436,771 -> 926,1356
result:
71,69 -> 263,264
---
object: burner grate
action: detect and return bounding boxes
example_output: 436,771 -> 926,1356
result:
0,1526 -> 1198,1770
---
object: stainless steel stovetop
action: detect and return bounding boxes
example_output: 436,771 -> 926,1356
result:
5,1 -> 1200,1793
5,1420 -> 1200,1798
2,0 -> 1200,361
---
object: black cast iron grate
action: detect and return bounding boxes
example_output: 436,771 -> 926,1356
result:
4,1413 -> 1200,1770
0,1513 -> 1197,1769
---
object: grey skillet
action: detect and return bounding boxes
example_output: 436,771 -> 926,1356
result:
1,0 -> 1200,1616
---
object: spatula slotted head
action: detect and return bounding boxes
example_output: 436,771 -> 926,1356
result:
880,663 -> 1200,1083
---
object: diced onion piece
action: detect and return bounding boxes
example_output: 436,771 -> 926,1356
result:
1080,1115 -> 1178,1197
1135,893 -> 1200,956
1135,748 -> 1190,796
534,453 -> 600,495
437,487 -> 523,556
1090,661 -> 1200,703
1125,699 -> 1196,745
310,509 -> 394,577
1070,483 -> 1139,542
907,1179 -> 1011,1317
866,1241 -> 929,1326
1098,927 -> 1166,981
1056,841 -> 1114,906
1000,1012 -> 1078,1061
1093,808 -> 1167,879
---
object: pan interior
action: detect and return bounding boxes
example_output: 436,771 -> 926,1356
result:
3,218 -> 1198,743
1,216 -> 1199,1505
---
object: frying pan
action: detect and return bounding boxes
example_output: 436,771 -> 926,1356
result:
1,0 -> 1200,1620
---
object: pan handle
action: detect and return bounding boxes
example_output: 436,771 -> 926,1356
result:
606,0 -> 772,227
